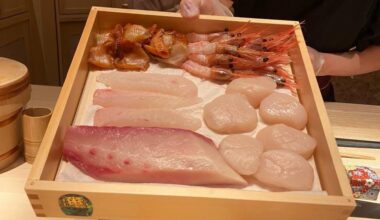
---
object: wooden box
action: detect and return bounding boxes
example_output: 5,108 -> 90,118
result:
25,7 -> 355,219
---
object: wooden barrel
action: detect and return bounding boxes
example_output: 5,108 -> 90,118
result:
0,57 -> 31,170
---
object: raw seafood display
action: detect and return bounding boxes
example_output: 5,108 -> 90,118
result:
219,135 -> 263,176
225,76 -> 277,108
182,26 -> 297,92
94,107 -> 202,131
254,149 -> 314,191
97,72 -> 198,98
203,94 -> 258,134
256,124 -> 317,159
93,89 -> 202,109
259,92 -> 308,130
63,126 -> 247,186
88,23 -> 297,92
186,25 -> 296,52
60,22 -> 319,192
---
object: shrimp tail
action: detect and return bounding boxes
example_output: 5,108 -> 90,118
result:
266,28 -> 297,52
265,73 -> 297,93
228,70 -> 297,93
188,41 -> 217,55
274,67 -> 294,80
188,54 -> 213,66
182,60 -> 211,79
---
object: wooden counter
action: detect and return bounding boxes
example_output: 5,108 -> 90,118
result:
325,102 -> 380,143
0,85 -> 379,220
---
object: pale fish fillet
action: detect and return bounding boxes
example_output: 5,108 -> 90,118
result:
97,72 -> 198,97
259,92 -> 308,130
203,94 -> 258,134
256,124 -> 317,159
226,77 -> 277,108
254,149 -> 314,191
219,135 -> 263,176
93,89 -> 202,109
94,107 -> 202,131
63,126 -> 247,187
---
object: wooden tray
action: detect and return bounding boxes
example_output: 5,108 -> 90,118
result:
25,7 -> 355,219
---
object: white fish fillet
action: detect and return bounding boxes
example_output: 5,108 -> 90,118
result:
93,89 -> 202,109
226,77 -> 277,108
256,124 -> 317,159
219,135 -> 263,175
259,92 -> 308,130
94,107 -> 202,131
97,72 -> 198,97
254,149 -> 314,191
203,94 -> 258,134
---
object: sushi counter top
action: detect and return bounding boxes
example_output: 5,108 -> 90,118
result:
0,85 -> 379,220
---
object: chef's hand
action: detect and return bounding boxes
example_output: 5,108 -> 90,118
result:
179,0 -> 233,18
307,45 -> 380,76
307,46 -> 326,76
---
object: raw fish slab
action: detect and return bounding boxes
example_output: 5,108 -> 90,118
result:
56,62 -> 324,193
63,126 -> 247,186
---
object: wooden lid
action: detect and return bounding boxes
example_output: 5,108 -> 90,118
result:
0,57 -> 29,99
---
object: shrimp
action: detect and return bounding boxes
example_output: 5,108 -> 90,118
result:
188,41 -> 291,61
188,41 -> 217,54
188,54 -> 212,66
182,60 -> 233,80
187,32 -> 225,43
231,70 -> 297,93
182,60 -> 296,90
188,53 -> 291,69
189,41 -> 253,55
243,28 -> 297,52
188,25 -> 298,53
186,22 -> 256,45
260,66 -> 295,80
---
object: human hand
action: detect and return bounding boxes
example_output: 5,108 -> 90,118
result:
307,46 -> 325,76
179,0 -> 233,19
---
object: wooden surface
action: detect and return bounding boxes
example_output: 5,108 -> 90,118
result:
0,85 -> 378,219
325,102 -> 380,143
58,0 -> 112,14
0,0 -> 48,85
0,85 -> 62,220
0,0 -> 28,19
32,0 -> 61,86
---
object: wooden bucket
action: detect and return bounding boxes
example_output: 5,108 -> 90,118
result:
0,57 -> 31,170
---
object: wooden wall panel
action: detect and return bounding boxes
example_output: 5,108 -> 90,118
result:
0,0 -> 28,19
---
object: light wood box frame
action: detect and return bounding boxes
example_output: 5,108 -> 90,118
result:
25,7 -> 355,219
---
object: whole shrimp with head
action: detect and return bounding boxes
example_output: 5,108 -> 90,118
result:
181,24 -> 298,92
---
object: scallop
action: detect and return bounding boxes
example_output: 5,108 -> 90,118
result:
254,149 -> 314,191
203,94 -> 258,134
226,77 -> 277,108
219,135 -> 264,175
259,92 -> 307,130
256,124 -> 317,159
